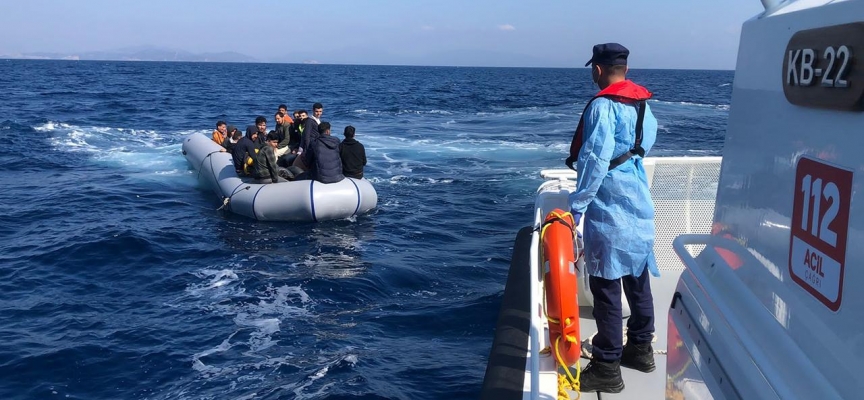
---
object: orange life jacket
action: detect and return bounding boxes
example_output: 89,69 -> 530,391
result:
212,129 -> 227,145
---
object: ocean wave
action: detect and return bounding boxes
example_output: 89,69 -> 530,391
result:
352,105 -> 574,120
186,269 -> 314,382
649,99 -> 729,110
352,108 -> 454,116
36,121 -> 189,175
366,136 -> 558,155
369,175 -> 455,186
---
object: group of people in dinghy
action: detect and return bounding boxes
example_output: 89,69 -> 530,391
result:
210,102 -> 367,185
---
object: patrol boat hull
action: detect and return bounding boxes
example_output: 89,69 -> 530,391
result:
182,133 -> 377,222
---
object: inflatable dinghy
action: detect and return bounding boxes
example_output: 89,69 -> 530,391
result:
182,133 -> 377,222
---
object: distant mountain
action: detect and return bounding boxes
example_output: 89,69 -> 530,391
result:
0,46 -> 258,63
271,46 -> 575,68
2,45 -> 573,67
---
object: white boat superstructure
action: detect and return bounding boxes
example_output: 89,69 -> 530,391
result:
483,0 -> 864,398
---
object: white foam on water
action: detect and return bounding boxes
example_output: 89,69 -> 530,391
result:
187,268 -> 245,299
33,121 -> 63,132
475,106 -> 541,117
234,314 -> 280,352
185,266 -> 317,385
366,135 -> 554,159
192,333 -> 237,377
296,253 -> 365,279
279,353 -> 358,400
380,175 -> 455,186
38,121 -> 194,178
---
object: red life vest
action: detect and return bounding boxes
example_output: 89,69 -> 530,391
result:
566,80 -> 653,171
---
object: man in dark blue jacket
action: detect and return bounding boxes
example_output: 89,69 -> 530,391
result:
300,122 -> 344,184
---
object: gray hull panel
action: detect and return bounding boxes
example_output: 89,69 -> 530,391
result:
182,133 -> 377,222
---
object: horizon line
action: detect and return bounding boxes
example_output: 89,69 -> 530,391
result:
0,57 -> 736,72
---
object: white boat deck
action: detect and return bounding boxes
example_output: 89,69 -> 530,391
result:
570,269 -> 681,400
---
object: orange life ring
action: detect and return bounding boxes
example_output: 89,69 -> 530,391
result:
541,209 -> 581,367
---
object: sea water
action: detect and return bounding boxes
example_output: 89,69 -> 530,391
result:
0,60 -> 730,399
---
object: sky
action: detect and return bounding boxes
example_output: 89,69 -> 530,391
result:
0,0 -> 765,69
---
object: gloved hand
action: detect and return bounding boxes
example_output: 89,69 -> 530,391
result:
571,212 -> 583,243
565,156 -> 576,171
571,212 -> 583,227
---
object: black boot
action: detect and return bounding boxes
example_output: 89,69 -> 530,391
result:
579,359 -> 624,393
620,341 -> 656,372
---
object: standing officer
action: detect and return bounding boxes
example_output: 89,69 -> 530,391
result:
566,43 -> 660,393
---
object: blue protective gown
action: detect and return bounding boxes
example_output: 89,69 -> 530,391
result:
568,92 -> 660,280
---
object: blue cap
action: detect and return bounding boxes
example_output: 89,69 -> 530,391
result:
584,43 -> 629,67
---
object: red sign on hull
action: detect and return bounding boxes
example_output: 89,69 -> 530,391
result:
788,157 -> 853,311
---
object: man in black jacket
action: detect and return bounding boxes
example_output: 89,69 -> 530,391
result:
339,125 -> 367,179
301,122 -> 344,184
298,103 -> 323,166
288,110 -> 302,151
253,116 -> 267,144
232,125 -> 262,174
223,126 -> 242,154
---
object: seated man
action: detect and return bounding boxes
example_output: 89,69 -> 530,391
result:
273,112 -> 295,163
273,111 -> 293,143
251,133 -> 295,184
232,125 -> 262,175
289,110 -> 303,151
223,126 -> 242,153
253,116 -> 268,144
298,122 -> 344,184
339,125 -> 367,179
212,120 -> 228,150
292,110 -> 310,170
296,104 -> 322,168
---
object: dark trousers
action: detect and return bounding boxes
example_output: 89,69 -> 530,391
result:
278,153 -> 298,168
588,266 -> 655,362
